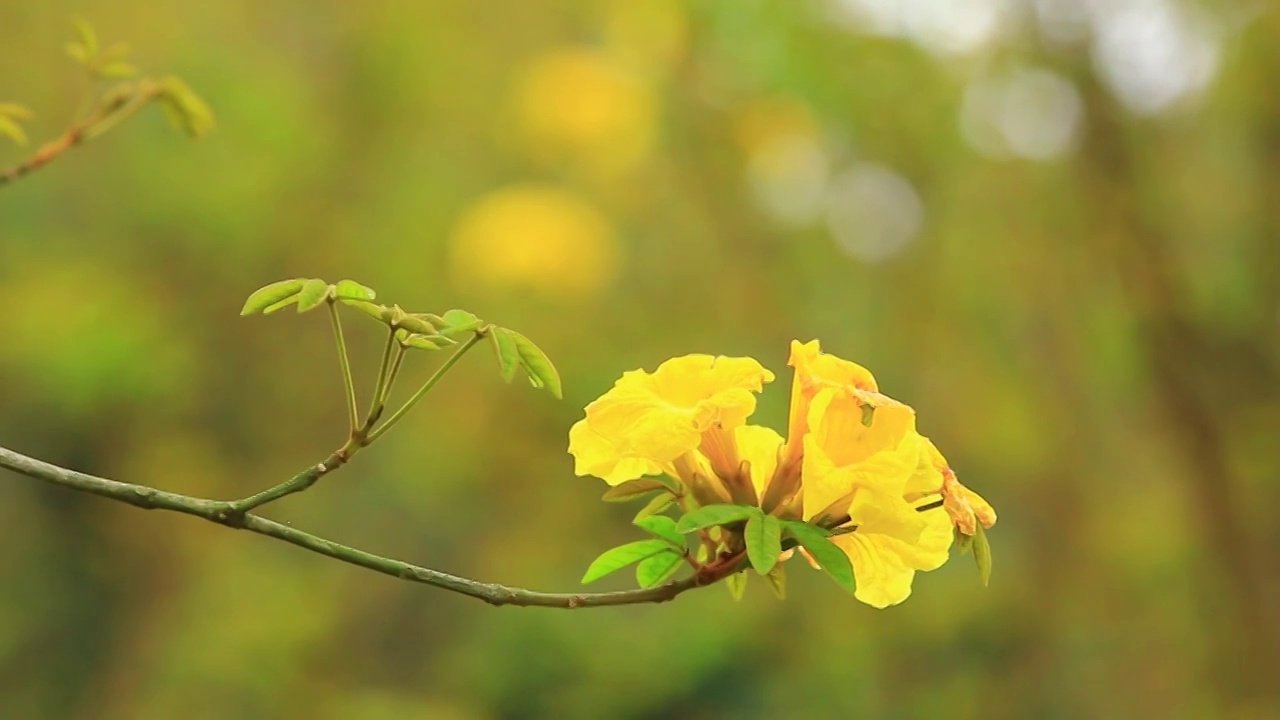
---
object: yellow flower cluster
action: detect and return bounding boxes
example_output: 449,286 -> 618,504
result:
569,340 -> 996,607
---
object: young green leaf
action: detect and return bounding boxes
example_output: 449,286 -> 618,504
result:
784,520 -> 855,594
240,278 -> 307,315
632,492 -> 674,522
634,515 -> 685,548
675,504 -> 759,534
100,61 -> 136,78
503,328 -> 562,399
636,550 -> 684,588
953,527 -> 974,556
0,116 -> 27,146
437,308 -> 484,334
395,314 -> 438,336
489,327 -> 519,382
744,513 -> 782,575
601,477 -> 670,502
725,572 -> 747,601
972,523 -> 992,587
294,278 -> 329,313
401,334 -> 445,351
765,565 -> 787,599
581,539 -> 671,584
157,76 -> 216,139
339,299 -> 386,321
72,17 -> 98,57
333,279 -> 376,302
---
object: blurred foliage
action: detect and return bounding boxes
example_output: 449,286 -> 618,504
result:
2,1 -> 1279,718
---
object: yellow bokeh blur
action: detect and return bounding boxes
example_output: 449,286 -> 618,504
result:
512,47 -> 657,178
448,184 -> 620,299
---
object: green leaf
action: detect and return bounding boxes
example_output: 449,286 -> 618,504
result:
438,308 -> 484,334
72,16 -> 98,57
601,477 -> 671,502
953,527 -> 974,556
504,328 -> 563,399
99,61 -> 136,78
861,404 -> 875,427
294,279 -> 329,313
333,279 -> 376,302
636,550 -> 683,588
675,504 -> 759,534
0,116 -> 27,146
581,539 -> 671,584
784,520 -> 855,594
263,296 -> 300,314
401,334 -> 446,351
157,76 -> 216,139
395,314 -> 438,336
972,523 -> 992,587
65,42 -> 89,64
0,103 -> 32,119
339,299 -> 386,320
101,41 -> 130,61
725,572 -> 747,601
240,278 -> 307,315
744,513 -> 782,575
489,327 -> 519,382
634,515 -> 684,548
765,565 -> 786,599
632,492 -> 674,522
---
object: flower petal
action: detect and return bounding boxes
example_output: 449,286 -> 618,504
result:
568,354 -> 774,484
734,424 -> 784,500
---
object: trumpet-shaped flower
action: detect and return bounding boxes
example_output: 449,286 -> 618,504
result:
569,340 -> 996,608
568,354 -> 774,487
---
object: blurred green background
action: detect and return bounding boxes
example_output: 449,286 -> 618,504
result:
3,1 -> 1279,718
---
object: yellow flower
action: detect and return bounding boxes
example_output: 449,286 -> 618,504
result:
570,340 -> 996,607
568,354 -> 775,491
830,488 -> 954,608
781,339 -> 881,467
923,439 -> 997,536
798,364 -> 952,607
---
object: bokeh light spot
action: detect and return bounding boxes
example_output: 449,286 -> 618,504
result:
825,163 -> 923,263
961,67 -> 1083,161
513,48 -> 657,178
448,184 -> 620,300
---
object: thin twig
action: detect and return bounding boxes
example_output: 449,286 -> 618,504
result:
0,445 -> 730,609
0,81 -> 161,187
366,331 -> 482,443
328,301 -> 360,433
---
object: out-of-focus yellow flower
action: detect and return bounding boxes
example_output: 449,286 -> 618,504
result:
513,47 -> 656,178
448,184 -> 619,299
734,96 -> 820,155
568,354 -> 774,491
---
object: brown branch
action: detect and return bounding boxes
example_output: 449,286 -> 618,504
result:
0,81 -> 162,188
